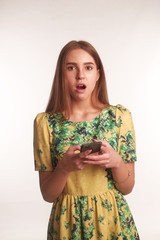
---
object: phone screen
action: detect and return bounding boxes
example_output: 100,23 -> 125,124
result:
81,142 -> 102,153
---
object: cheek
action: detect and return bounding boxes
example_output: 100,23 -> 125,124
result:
65,72 -> 76,82
91,75 -> 99,89
92,73 -> 99,85
88,79 -> 98,93
65,74 -> 71,85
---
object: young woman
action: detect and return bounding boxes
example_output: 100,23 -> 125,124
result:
34,40 -> 139,239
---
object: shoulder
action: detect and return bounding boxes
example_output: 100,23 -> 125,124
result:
114,105 -> 133,126
34,112 -> 63,130
34,112 -> 52,128
34,112 -> 48,123
103,104 -> 131,117
114,105 -> 134,130
102,105 -> 132,126
115,104 -> 131,117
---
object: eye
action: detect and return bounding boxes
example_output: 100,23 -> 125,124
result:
86,66 -> 93,70
67,66 -> 76,71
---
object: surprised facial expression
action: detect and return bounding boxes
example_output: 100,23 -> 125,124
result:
64,48 -> 100,103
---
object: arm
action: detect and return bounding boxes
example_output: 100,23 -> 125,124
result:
84,140 -> 135,195
39,145 -> 91,203
111,158 -> 135,195
84,107 -> 137,195
34,113 -> 92,203
112,106 -> 137,194
39,166 -> 69,203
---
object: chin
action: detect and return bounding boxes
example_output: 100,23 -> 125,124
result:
78,95 -> 91,101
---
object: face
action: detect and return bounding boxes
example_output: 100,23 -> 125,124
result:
64,48 -> 100,103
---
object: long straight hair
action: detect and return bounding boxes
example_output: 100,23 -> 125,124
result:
45,40 -> 110,118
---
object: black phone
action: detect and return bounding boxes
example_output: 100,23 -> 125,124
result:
81,142 -> 102,153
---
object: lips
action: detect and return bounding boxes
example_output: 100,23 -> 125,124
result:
76,84 -> 86,90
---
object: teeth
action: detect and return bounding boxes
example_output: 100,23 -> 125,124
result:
77,85 -> 85,89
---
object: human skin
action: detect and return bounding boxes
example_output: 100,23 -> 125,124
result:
39,49 -> 135,203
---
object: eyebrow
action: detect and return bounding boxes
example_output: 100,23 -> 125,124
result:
66,62 -> 95,65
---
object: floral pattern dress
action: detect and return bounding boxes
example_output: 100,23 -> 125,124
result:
33,104 -> 139,240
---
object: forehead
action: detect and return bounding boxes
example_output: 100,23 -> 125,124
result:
65,48 -> 96,64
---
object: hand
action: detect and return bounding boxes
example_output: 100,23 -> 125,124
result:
83,140 -> 123,169
58,145 -> 91,173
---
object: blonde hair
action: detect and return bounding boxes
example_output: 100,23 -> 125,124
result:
45,40 -> 110,118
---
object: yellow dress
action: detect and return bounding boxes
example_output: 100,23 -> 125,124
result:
33,104 -> 139,240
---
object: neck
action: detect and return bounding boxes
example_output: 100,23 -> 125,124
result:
70,99 -> 95,113
67,99 -> 104,122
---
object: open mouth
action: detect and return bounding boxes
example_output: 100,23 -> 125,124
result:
76,84 -> 86,90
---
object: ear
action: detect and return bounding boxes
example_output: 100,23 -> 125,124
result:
96,69 -> 100,81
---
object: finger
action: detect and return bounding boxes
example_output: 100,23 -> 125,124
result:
93,139 -> 100,142
78,163 -> 86,170
92,139 -> 104,146
69,145 -> 81,152
84,159 -> 110,165
93,139 -> 110,148
79,149 -> 92,158
100,164 -> 110,168
100,146 -> 108,154
85,153 -> 109,161
88,151 -> 100,156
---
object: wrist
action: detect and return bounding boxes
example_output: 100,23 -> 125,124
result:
56,162 -> 70,175
114,155 -> 123,169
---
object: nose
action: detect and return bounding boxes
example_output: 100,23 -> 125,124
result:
76,68 -> 85,80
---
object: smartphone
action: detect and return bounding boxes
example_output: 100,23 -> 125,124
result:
81,142 -> 102,153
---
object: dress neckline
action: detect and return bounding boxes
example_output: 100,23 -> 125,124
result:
54,105 -> 114,124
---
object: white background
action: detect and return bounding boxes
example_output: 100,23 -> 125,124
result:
0,0 -> 160,239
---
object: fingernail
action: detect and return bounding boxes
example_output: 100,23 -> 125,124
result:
85,156 -> 88,158
87,150 -> 92,154
83,161 -> 87,163
99,150 -> 103,154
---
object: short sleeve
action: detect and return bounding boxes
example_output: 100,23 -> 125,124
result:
33,113 -> 53,171
116,105 -> 137,163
